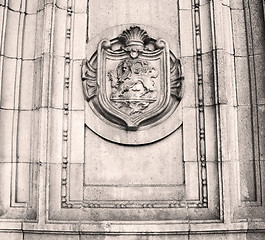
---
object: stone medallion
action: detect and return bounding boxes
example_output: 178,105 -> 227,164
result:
82,26 -> 184,143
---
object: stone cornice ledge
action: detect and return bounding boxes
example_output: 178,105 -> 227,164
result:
1,221 -> 265,235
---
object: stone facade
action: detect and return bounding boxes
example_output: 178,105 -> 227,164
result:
0,0 -> 264,239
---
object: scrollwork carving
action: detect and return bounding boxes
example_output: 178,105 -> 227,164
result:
81,58 -> 97,101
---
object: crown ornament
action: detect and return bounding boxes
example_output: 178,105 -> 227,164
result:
118,26 -> 151,59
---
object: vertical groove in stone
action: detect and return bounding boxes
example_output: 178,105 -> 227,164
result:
0,4 -> 8,100
9,0 -> 26,207
210,0 -> 224,221
232,0 -> 261,204
194,0 -> 208,207
37,0 -> 56,224
61,0 -> 73,208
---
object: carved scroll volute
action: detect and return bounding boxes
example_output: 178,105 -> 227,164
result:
81,58 -> 97,101
81,26 -> 184,131
170,57 -> 184,100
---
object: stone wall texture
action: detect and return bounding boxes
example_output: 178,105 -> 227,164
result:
0,0 -> 264,239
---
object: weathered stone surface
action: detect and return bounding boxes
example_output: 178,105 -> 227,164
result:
0,0 -> 264,239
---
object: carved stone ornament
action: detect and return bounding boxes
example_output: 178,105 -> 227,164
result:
82,26 -> 183,131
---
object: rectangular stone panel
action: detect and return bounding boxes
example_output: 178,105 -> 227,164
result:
89,0 -> 179,42
85,128 -> 183,186
240,160 -> 258,202
237,106 -> 254,161
69,163 -> 83,201
84,126 -> 184,203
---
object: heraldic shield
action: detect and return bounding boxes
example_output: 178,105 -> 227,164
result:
82,26 -> 183,131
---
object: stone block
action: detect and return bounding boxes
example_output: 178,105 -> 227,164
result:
258,105 -> 265,160
181,56 -> 196,108
80,235 -> 189,240
0,109 -> 14,163
89,0 -> 179,41
70,110 -> 84,163
205,106 -> 218,162
17,111 -> 32,163
0,57 -> 18,109
179,0 -> 191,9
254,54 -> 265,105
8,0 -> 23,12
249,0 -> 265,56
247,232 -> 265,240
206,161 -> 220,208
53,7 -> 66,57
32,57 -> 42,109
189,233 -> 227,240
20,60 -> 34,110
237,105 -> 254,160
230,0 -> 244,9
22,14 -> 37,59
24,233 -> 79,240
183,107 -> 197,162
200,3 -> 213,54
35,9 -> 45,59
231,9 -> 248,56
202,52 -> 215,106
3,10 -> 20,58
179,9 -> 194,57
69,163 -> 83,201
0,6 -> 5,46
48,109 -> 64,164
0,232 -> 23,240
235,57 -> 251,106
74,0 -> 87,13
221,5 -> 234,55
50,56 -> 65,109
239,160 -> 258,202
71,60 -> 85,110
72,13 -> 87,60
39,53 -> 50,108
25,0 -> 38,14
0,162 -> 12,210
223,53 -> 236,106
84,127 -> 183,186
215,50 -> 226,104
185,161 -> 199,201
48,163 -> 62,213
56,0 -> 67,10
15,162 -> 30,203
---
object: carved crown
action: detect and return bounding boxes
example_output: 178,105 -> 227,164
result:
119,26 -> 150,48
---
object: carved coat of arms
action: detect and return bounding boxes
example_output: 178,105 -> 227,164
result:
82,26 -> 183,130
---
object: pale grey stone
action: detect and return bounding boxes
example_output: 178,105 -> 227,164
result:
0,57 -> 17,109
231,9 -> 248,56
72,13 -> 87,60
3,10 -> 20,58
53,7 -> 67,57
235,56 -> 251,106
50,56 -> 65,109
0,232 -> 22,240
24,234 -> 79,240
0,0 -> 264,238
22,15 -> 37,59
179,10 -> 194,57
200,3 -> 213,54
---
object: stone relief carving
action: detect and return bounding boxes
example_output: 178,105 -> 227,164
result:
108,59 -> 158,116
82,26 -> 183,130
